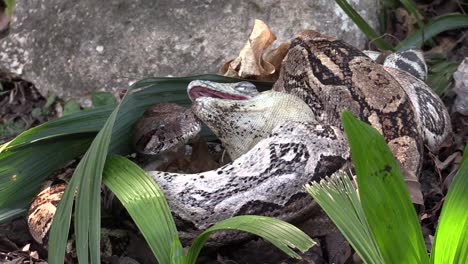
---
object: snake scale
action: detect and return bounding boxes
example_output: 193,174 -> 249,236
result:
146,30 -> 451,243
27,30 -> 452,247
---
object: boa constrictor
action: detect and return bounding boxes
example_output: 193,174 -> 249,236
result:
27,30 -> 452,247
144,30 -> 451,244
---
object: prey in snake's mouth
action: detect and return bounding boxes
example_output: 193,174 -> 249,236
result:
187,80 -> 317,160
187,80 -> 259,102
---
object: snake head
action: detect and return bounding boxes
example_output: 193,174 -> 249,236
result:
133,103 -> 201,155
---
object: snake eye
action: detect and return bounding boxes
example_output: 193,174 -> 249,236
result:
235,81 -> 257,93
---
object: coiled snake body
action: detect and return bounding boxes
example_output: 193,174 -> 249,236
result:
147,30 -> 451,243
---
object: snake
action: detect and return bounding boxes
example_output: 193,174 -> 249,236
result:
145,30 -> 452,244
27,30 -> 452,246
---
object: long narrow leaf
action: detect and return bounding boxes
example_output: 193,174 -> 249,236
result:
186,215 -> 315,263
397,14 -> 468,50
306,172 -> 384,264
76,102 -> 120,263
102,155 -> 180,264
0,135 -> 92,223
49,95 -> 122,263
341,111 -> 428,264
431,145 -> 468,263
50,81 -> 138,263
0,106 -> 114,153
334,0 -> 394,50
170,237 -> 185,264
47,168 -> 81,263
426,59 -> 459,96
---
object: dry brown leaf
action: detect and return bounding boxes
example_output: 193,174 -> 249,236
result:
220,19 -> 276,78
395,8 -> 418,35
443,152 -> 463,191
402,166 -> 424,207
433,151 -> 460,171
428,36 -> 461,54
219,59 -> 235,77
189,137 -> 220,172
21,243 -> 30,252
389,142 -> 424,207
29,251 -> 39,260
263,42 -> 290,80
220,19 -> 288,81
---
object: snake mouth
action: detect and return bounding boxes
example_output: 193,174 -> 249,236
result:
188,86 -> 250,101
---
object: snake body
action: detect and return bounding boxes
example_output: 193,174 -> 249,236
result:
146,30 -> 451,243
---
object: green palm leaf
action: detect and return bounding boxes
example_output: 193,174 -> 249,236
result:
306,171 -> 384,264
341,111 -> 428,264
0,135 -> 92,222
102,155 -> 179,264
0,105 -> 114,153
397,14 -> 468,50
426,56 -> 460,96
185,215 -> 315,263
430,145 -> 468,263
48,86 -> 124,264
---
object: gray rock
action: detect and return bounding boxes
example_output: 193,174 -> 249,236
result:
453,57 -> 468,115
0,0 -> 378,99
